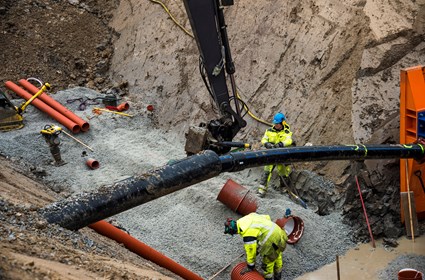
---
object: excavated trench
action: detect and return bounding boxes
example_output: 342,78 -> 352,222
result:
2,0 -> 425,279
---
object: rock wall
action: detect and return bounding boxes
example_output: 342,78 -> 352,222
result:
110,0 -> 424,144
108,0 -> 424,240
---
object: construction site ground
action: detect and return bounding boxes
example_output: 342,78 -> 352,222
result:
1,0 -> 425,279
1,87 -> 425,279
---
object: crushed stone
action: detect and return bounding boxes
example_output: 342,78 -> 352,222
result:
1,87 -> 420,279
378,255 -> 425,280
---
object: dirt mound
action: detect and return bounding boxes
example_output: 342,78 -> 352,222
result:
0,159 -> 177,280
0,0 -> 126,94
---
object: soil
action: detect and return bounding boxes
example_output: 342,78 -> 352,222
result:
0,1 -> 172,279
1,0 -> 425,279
0,0 -> 127,95
0,158 -> 177,280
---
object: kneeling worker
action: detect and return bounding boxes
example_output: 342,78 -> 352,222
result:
224,212 -> 288,280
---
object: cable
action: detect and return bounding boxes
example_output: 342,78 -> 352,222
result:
149,0 -> 271,127
235,87 -> 272,126
199,57 -> 219,115
148,0 -> 194,38
26,77 -> 43,87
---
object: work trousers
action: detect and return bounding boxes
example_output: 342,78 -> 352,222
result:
259,164 -> 291,191
262,251 -> 283,279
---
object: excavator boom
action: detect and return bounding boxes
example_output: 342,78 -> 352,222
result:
183,0 -> 246,155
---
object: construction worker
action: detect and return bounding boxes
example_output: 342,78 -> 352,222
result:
224,212 -> 288,280
257,112 -> 293,197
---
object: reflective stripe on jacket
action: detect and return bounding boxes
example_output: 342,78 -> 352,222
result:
237,213 -> 288,266
261,123 -> 292,147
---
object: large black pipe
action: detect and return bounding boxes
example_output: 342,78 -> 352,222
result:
220,144 -> 425,172
42,150 -> 222,230
42,144 -> 425,230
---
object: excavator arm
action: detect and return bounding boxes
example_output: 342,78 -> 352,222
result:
182,0 -> 247,155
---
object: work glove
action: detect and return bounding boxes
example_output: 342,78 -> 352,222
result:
274,142 -> 284,148
264,142 -> 274,149
240,264 -> 255,275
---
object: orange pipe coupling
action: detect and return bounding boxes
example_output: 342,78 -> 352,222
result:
89,220 -> 204,280
5,81 -> 81,133
86,158 -> 99,170
18,79 -> 90,132
116,102 -> 129,112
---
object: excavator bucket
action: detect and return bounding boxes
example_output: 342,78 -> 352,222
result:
0,90 -> 24,131
184,125 -> 209,155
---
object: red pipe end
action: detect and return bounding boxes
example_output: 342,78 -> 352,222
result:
86,158 -> 99,170
275,215 -> 305,244
217,179 -> 258,215
117,102 -> 129,111
80,122 -> 90,132
147,105 -> 154,111
231,262 -> 264,280
398,269 -> 423,280
71,125 -> 81,134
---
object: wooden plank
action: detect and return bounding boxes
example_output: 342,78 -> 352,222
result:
401,191 -> 420,238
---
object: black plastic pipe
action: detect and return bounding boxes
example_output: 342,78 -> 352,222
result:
42,144 -> 425,230
42,150 -> 222,230
220,144 -> 425,172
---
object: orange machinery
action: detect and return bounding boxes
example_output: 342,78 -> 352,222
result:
400,65 -> 425,220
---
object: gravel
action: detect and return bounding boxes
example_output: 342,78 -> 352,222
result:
379,255 -> 425,280
2,86 -> 411,279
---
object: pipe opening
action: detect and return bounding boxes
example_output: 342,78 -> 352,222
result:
86,158 -> 99,170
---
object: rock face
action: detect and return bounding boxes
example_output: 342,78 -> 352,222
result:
110,0 -> 424,145
109,0 -> 424,240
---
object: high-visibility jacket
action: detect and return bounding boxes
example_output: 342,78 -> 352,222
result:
261,123 -> 292,147
237,213 -> 288,267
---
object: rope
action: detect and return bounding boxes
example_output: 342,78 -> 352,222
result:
148,0 -> 194,38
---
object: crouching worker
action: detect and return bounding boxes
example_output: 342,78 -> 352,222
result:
224,212 -> 288,280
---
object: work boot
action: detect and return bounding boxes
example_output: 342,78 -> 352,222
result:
260,171 -> 270,185
279,176 -> 290,189
273,271 -> 282,280
257,186 -> 266,198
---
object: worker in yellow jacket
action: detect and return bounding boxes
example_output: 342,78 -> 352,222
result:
224,213 -> 288,280
257,112 -> 293,197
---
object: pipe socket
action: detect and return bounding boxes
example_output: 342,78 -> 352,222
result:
86,158 -> 99,170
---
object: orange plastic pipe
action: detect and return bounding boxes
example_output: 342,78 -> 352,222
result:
89,220 -> 204,280
86,158 -> 100,170
5,81 -> 81,133
18,79 -> 90,132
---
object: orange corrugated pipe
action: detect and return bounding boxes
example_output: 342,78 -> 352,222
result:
89,220 -> 204,280
18,79 -> 90,132
5,81 -> 81,133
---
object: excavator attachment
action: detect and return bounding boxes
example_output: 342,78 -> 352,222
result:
0,90 -> 24,131
182,0 -> 247,155
0,82 -> 51,131
184,123 -> 251,155
185,126 -> 210,155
